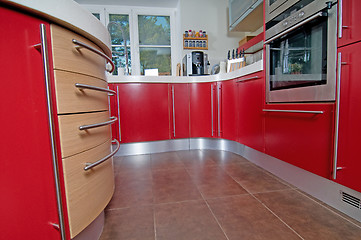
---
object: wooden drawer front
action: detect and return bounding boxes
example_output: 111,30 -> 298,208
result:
51,24 -> 106,80
58,111 -> 111,158
54,70 -> 109,114
62,140 -> 114,238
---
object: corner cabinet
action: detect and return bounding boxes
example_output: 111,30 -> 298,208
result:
1,6 -> 117,240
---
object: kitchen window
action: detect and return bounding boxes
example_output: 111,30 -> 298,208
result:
83,6 -> 176,76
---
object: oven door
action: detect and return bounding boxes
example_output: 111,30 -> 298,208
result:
265,6 -> 337,103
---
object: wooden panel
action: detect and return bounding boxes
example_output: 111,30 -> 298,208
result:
62,139 -> 114,238
58,111 -> 111,158
51,24 -> 106,80
54,70 -> 109,114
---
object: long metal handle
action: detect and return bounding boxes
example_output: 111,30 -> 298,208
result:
263,109 -> 324,114
217,84 -> 221,137
211,84 -> 214,136
39,24 -> 66,240
236,76 -> 260,83
75,83 -> 116,95
172,85 -> 176,138
338,0 -> 343,39
79,116 -> 117,130
116,86 -> 121,142
72,39 -> 115,73
264,12 -> 324,44
333,52 -> 343,179
84,139 -> 120,171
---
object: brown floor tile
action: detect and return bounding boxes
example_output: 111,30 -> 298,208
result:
187,165 -> 248,198
155,200 -> 227,240
178,150 -> 218,169
107,171 -> 153,209
207,195 -> 301,240
224,163 -> 291,193
150,151 -> 185,170
201,149 -> 249,166
255,189 -> 361,240
100,206 -> 154,240
113,154 -> 151,173
152,168 -> 202,204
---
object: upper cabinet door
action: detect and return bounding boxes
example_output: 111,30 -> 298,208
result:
338,0 -> 361,47
0,7 -> 61,240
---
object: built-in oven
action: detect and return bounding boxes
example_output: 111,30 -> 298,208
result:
265,0 -> 337,103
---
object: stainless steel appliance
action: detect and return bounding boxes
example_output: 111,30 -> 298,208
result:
182,51 -> 209,76
265,0 -> 337,103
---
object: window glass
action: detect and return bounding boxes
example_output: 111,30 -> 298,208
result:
140,47 -> 171,75
92,13 -> 100,20
138,15 -> 170,45
112,46 -> 131,75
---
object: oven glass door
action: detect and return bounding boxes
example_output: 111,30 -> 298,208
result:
269,16 -> 327,91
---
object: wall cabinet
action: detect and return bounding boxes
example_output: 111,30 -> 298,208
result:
337,0 -> 361,47
229,0 -> 263,32
237,72 -> 265,152
115,83 -> 170,143
264,104 -> 335,179
334,42 -> 361,192
170,84 -> 190,139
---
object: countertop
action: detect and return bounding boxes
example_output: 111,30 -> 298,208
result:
3,0 -> 111,57
107,60 -> 263,84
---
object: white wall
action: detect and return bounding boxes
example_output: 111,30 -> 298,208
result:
178,0 -> 245,69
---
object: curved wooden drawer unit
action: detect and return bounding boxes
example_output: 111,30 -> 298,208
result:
51,24 -> 107,80
62,139 -> 114,238
57,111 -> 112,158
54,70 -> 109,114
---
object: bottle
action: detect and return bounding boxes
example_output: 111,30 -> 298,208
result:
185,31 -> 188,37
184,40 -> 188,48
199,30 -> 203,38
203,31 -> 206,37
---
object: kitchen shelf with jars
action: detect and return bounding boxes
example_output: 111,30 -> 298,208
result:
183,30 -> 208,50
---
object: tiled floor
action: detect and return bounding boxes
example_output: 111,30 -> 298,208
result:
100,150 -> 361,240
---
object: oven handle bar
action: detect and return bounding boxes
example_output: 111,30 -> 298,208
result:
264,12 -> 324,44
262,109 -> 324,114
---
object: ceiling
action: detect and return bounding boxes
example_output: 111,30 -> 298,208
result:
74,0 -> 180,8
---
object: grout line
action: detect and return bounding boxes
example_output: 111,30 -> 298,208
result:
293,188 -> 361,230
183,167 -> 231,240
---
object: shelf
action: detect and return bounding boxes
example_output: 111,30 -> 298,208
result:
183,34 -> 208,50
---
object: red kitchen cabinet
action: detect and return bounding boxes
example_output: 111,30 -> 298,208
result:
0,7 -> 62,240
237,72 -> 265,152
334,42 -> 361,192
115,83 -> 170,143
170,84 -> 190,139
264,104 -> 335,179
337,0 -> 361,47
218,80 -> 238,141
189,82 -> 217,138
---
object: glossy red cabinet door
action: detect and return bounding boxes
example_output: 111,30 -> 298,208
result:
116,83 -> 170,143
0,7 -> 61,240
189,82 -> 217,138
337,0 -> 361,47
264,104 -> 334,179
237,72 -> 265,152
219,80 -> 237,141
170,84 -> 190,139
335,43 -> 361,192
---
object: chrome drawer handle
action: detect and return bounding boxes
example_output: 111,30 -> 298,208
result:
75,83 -> 116,95
263,109 -> 324,114
79,116 -> 117,130
236,76 -> 260,82
72,39 -> 115,73
84,139 -> 120,171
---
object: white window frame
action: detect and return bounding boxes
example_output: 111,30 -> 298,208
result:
80,5 -> 178,76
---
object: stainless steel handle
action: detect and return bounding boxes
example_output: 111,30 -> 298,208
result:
172,85 -> 176,138
333,52 -> 343,179
236,76 -> 260,83
217,84 -> 221,137
84,139 -> 120,171
211,84 -> 214,136
75,83 -> 116,95
263,109 -> 324,114
116,86 -> 121,142
264,12 -> 324,44
79,116 -> 117,130
72,39 -> 115,73
39,24 -> 67,240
